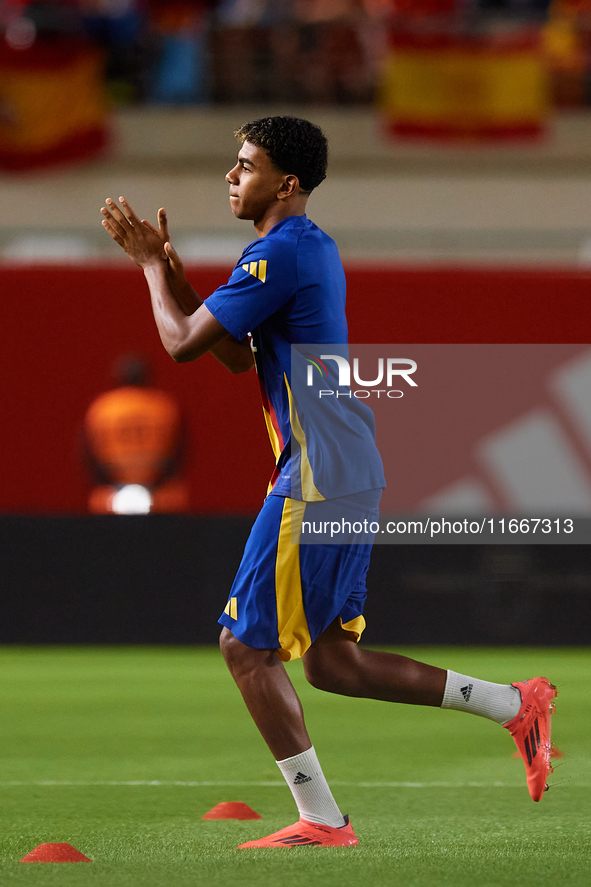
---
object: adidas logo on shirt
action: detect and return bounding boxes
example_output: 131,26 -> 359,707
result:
460,683 -> 473,702
294,771 -> 312,785
242,259 -> 267,282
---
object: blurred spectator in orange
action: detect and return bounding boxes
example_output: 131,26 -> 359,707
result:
83,354 -> 190,514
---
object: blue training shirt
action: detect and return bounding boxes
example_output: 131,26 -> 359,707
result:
205,214 -> 385,500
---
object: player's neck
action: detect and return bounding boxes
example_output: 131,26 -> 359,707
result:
254,197 -> 309,238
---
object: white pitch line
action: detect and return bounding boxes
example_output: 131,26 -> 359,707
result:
0,780 -> 537,788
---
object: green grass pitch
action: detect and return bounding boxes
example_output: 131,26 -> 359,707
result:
0,646 -> 589,886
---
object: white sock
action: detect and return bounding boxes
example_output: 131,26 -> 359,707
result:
276,746 -> 346,828
441,670 -> 522,725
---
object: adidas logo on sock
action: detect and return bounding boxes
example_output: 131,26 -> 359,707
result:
294,771 -> 312,785
460,683 -> 474,702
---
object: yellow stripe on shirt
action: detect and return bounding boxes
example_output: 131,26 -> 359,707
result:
285,374 -> 325,502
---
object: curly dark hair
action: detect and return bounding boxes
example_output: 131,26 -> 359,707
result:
234,116 -> 328,194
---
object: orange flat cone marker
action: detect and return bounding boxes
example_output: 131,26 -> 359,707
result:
21,843 -> 92,863
202,802 -> 261,820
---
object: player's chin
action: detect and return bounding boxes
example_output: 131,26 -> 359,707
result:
229,197 -> 243,217
230,202 -> 255,222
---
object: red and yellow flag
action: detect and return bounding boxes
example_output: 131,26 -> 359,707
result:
0,36 -> 107,171
379,31 -> 549,141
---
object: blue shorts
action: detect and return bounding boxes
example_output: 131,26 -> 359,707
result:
218,490 -> 381,661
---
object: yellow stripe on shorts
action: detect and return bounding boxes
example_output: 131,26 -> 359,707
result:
275,498 -> 311,662
341,614 -> 366,642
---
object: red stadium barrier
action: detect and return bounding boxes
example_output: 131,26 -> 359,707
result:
2,263 -> 591,514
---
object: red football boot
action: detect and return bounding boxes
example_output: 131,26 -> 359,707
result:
237,815 -> 358,848
504,677 -> 557,802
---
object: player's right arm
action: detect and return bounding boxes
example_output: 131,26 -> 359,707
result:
143,257 -> 249,366
141,208 -> 201,317
161,240 -> 253,373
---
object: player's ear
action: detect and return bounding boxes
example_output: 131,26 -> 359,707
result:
278,174 -> 300,200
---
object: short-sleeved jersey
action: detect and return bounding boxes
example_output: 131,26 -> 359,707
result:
205,214 -> 385,500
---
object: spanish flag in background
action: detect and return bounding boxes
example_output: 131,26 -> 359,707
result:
0,36 -> 107,171
379,30 -> 549,141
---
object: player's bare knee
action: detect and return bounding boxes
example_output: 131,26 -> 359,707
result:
303,656 -> 338,692
219,627 -> 274,678
219,627 -> 241,666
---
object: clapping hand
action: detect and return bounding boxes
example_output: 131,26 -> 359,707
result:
100,197 -> 169,269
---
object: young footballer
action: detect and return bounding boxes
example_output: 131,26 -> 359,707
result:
101,116 -> 557,848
